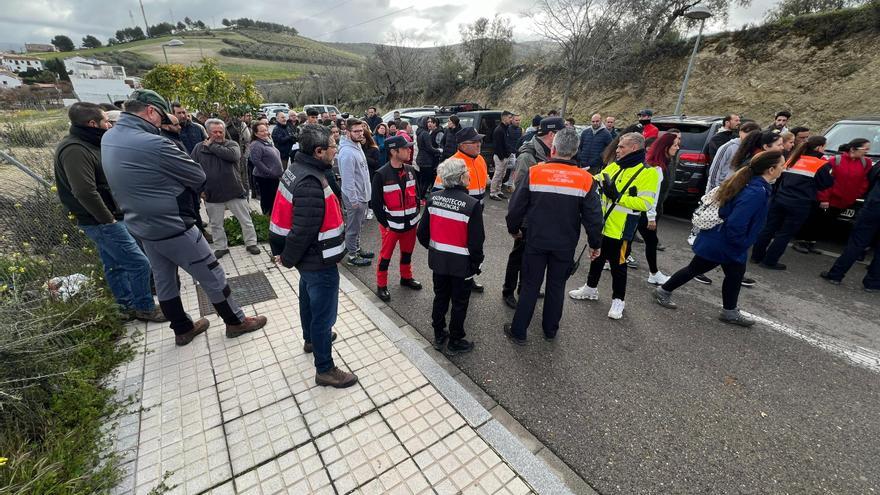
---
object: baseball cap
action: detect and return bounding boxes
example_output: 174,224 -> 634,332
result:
129,89 -> 172,124
637,109 -> 654,117
537,117 -> 565,136
455,127 -> 484,143
531,115 -> 542,127
385,136 -> 414,150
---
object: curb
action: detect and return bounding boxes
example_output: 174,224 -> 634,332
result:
338,266 -> 597,495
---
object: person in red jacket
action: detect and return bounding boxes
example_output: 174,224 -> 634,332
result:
794,138 -> 873,253
637,109 -> 659,140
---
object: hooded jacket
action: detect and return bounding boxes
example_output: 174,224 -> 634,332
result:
416,126 -> 442,168
442,124 -> 461,160
101,112 -> 206,241
817,154 -> 874,209
513,134 -> 550,184
694,176 -> 773,264
337,136 -> 371,204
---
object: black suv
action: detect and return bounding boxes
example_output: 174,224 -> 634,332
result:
822,116 -> 880,222
433,110 -> 504,168
652,115 -> 725,202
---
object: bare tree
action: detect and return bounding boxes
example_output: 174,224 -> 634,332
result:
634,0 -> 751,44
459,15 -> 514,81
527,0 -> 635,117
368,31 -> 425,100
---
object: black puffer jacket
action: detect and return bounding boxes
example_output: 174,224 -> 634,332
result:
442,124 -> 461,160
416,127 -> 442,168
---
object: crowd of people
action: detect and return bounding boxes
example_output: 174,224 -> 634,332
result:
52,92 -> 878,388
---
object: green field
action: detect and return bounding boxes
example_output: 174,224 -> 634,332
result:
30,29 -> 367,82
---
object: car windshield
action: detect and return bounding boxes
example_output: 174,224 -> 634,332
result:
655,123 -> 712,151
825,123 -> 880,157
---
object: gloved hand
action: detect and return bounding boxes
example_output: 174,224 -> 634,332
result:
602,173 -> 619,201
628,186 -> 638,197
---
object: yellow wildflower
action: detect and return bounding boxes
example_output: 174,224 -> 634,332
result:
0,456 -> 7,466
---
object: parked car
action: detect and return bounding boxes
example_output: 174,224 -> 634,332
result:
304,104 -> 341,115
434,110 -> 504,170
652,115 -> 725,203
381,106 -> 438,123
264,106 -> 291,124
822,116 -> 880,222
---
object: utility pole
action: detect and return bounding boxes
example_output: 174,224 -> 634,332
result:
139,0 -> 151,38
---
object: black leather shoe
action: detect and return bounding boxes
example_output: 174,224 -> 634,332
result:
503,324 -> 527,346
470,280 -> 485,293
820,271 -> 841,285
214,249 -> 230,259
400,278 -> 423,290
760,262 -> 787,271
503,294 -> 517,309
376,286 -> 391,302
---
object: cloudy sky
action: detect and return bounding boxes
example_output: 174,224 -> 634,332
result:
0,0 -> 776,50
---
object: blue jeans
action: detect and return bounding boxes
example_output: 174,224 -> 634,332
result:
298,266 -> 339,373
81,222 -> 155,311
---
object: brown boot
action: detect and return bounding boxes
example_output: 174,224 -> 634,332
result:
226,315 -> 268,338
315,367 -> 358,388
175,318 -> 210,346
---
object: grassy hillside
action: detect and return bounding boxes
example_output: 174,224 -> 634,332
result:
31,29 -> 365,81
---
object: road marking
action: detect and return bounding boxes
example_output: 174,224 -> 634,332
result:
743,311 -> 880,373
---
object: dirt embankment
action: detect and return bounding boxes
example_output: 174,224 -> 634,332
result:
453,29 -> 880,131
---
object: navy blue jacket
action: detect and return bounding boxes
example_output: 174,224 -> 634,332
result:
271,122 -> 296,163
178,121 -> 205,154
694,176 -> 773,264
577,127 -> 613,170
506,125 -> 522,156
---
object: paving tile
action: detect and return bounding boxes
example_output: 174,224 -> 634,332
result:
379,385 -> 467,456
334,328 -> 400,372
334,300 -> 379,338
353,458 -> 434,495
233,442 -> 334,495
297,380 -> 375,436
208,331 -> 279,384
225,397 -> 310,475
203,481 -> 236,494
217,363 -> 292,420
316,412 -> 409,494
358,352 -> 429,406
141,351 -> 217,409
413,426 -> 529,495
134,423 -> 229,495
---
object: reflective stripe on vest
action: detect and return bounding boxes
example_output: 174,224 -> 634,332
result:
269,180 -> 345,262
528,162 -> 593,198
269,182 -> 293,236
382,168 -> 419,230
434,152 -> 488,202
428,206 -> 469,255
785,155 -> 826,178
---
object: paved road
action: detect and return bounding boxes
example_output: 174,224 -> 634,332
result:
345,198 -> 880,494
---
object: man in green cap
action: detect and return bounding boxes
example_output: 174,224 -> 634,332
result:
102,89 -> 268,346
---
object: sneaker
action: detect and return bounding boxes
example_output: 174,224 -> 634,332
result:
214,249 -> 230,259
445,339 -> 475,355
760,262 -> 787,271
502,323 -> 527,346
647,271 -> 670,285
175,318 -> 209,346
791,241 -> 811,254
226,315 -> 268,338
603,261 -> 610,271
740,277 -> 756,287
432,332 -> 448,351
246,245 -> 261,255
346,255 -> 371,267
653,288 -> 677,309
489,193 -> 503,201
607,298 -> 625,319
719,310 -> 755,327
366,210 -> 374,220
687,233 -> 696,246
130,306 -> 168,323
656,243 -> 667,252
819,271 -> 841,285
569,283 -> 598,300
865,287 -> 878,293
357,249 -> 375,259
303,331 -> 337,353
626,255 -> 639,269
315,367 -> 359,388
503,293 -> 517,309
694,274 -> 712,285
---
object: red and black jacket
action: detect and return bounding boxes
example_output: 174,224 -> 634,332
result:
371,162 -> 421,232
417,185 -> 485,278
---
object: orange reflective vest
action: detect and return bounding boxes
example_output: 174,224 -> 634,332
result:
528,161 -> 594,198
434,150 -> 489,203
785,155 -> 827,178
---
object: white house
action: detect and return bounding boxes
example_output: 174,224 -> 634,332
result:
0,54 -> 44,73
0,70 -> 23,89
63,56 -> 126,80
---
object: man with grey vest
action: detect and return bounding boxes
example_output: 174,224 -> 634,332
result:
102,90 -> 267,346
54,102 -> 165,323
192,119 -> 261,259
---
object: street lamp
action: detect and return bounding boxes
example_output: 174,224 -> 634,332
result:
161,39 -> 184,64
673,4 -> 713,116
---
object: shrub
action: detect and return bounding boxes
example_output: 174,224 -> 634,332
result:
223,211 -> 269,246
0,122 -> 66,148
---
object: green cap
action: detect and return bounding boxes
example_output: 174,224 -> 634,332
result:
129,89 -> 172,124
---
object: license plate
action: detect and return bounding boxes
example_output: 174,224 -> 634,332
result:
841,208 -> 856,218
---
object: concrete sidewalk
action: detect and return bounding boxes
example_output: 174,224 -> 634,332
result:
108,243 -> 580,495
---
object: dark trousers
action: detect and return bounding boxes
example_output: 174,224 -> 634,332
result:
827,202 -> 880,289
254,176 -> 280,216
798,204 -> 843,242
416,166 -> 436,200
587,235 -> 628,300
431,273 -> 472,341
510,245 -> 573,339
627,214 -> 659,273
751,200 -> 811,266
298,266 -> 339,373
503,230 -> 527,296
662,255 -> 746,310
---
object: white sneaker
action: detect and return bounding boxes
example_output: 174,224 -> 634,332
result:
366,210 -> 374,220
647,271 -> 670,285
603,261 -> 610,271
626,255 -> 639,269
568,284 -> 598,300
687,233 -> 696,246
608,298 -> 625,319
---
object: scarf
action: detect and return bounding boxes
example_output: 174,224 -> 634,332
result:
617,149 -> 646,169
69,125 -> 106,147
